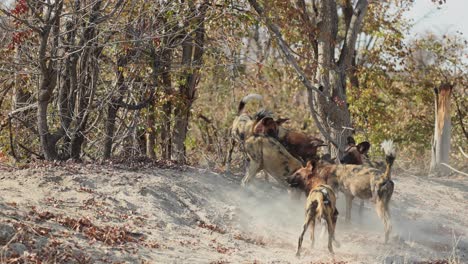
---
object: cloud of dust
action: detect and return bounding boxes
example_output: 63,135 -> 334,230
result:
198,171 -> 466,261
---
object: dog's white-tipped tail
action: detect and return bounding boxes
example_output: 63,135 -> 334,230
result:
381,140 -> 396,181
381,140 -> 396,159
238,93 -> 263,114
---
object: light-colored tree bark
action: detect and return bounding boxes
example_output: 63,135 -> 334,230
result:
430,83 -> 453,174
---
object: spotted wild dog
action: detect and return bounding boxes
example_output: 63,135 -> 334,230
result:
342,136 -> 387,170
252,116 -> 327,164
226,94 -> 288,173
300,140 -> 396,243
287,161 -> 339,255
339,136 -> 372,214
340,136 -> 371,165
226,94 -> 265,173
241,135 -> 303,188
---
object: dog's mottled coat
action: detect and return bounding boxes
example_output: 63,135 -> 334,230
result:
241,135 -> 303,187
226,94 -> 264,173
288,162 -> 339,255
297,140 -> 396,243
252,116 -> 326,164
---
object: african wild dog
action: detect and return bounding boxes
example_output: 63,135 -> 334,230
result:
340,136 -> 371,165
288,161 -> 340,255
225,94 -> 288,173
252,116 -> 326,164
297,140 -> 396,243
241,135 -> 303,188
340,136 -> 371,214
226,94 -> 264,173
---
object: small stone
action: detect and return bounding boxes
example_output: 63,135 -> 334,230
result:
9,243 -> 27,256
35,237 -> 49,250
0,224 -> 15,245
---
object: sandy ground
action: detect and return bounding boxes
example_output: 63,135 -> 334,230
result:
0,162 -> 466,263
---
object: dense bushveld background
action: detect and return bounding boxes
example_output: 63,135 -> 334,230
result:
0,0 -> 466,174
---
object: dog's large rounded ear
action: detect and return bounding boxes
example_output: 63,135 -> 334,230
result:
254,109 -> 273,121
306,160 -> 313,170
357,141 -> 371,154
346,136 -> 356,146
275,118 -> 289,126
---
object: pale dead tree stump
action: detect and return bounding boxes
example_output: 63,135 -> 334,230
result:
430,83 -> 454,176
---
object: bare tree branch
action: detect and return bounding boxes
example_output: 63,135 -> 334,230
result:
0,7 -> 42,33
338,0 -> 369,68
441,163 -> 468,177
459,146 -> 468,159
95,0 -> 125,24
118,92 -> 155,110
247,0 -> 326,98
248,0 -> 346,154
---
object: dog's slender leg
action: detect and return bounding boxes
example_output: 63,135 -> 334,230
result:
332,208 -> 340,247
376,182 -> 393,243
384,211 -> 391,243
345,194 -> 354,222
297,214 -> 313,257
225,138 -> 236,174
325,211 -> 335,254
241,160 -> 260,187
359,199 -> 364,217
240,143 -> 250,174
381,199 -> 392,243
319,219 -> 327,239
296,208 -> 315,257
309,218 -> 316,249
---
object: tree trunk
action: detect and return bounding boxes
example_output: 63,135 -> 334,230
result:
103,55 -> 127,159
171,40 -> 195,162
69,0 -> 102,160
37,84 -> 59,160
171,2 -> 207,163
146,100 -> 156,159
58,19 -> 78,158
248,0 -> 368,161
37,2 -> 63,160
161,99 -> 172,159
103,104 -> 119,159
430,83 -> 453,174
172,103 -> 191,162
160,50 -> 173,160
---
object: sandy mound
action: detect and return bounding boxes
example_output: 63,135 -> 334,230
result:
0,163 -> 466,263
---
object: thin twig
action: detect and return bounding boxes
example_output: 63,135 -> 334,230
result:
16,141 -> 44,159
441,163 -> 468,177
8,103 -> 38,117
459,146 -> 468,159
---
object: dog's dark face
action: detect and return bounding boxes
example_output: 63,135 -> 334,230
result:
252,116 -> 288,138
341,136 -> 371,165
288,161 -> 322,193
341,147 -> 362,164
357,141 -> 370,155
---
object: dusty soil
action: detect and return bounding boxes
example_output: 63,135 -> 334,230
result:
0,162 -> 466,263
